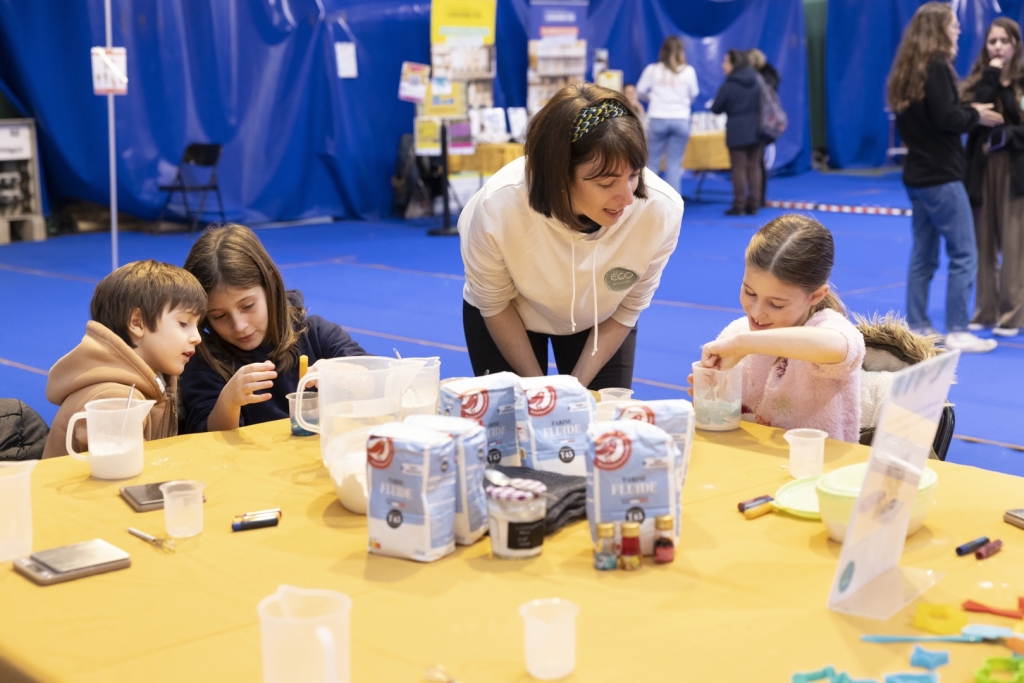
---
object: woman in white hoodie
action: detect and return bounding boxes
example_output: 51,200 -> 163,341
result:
458,83 -> 683,389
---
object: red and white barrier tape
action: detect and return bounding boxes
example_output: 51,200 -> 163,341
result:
765,200 -> 912,216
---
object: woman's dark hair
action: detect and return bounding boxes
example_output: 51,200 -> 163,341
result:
524,82 -> 648,232
746,214 -> 847,318
659,36 -> 687,72
727,49 -> 749,69
961,18 -> 1024,105
887,2 -> 956,113
183,223 -> 306,382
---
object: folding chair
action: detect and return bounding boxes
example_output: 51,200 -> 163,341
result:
158,143 -> 226,233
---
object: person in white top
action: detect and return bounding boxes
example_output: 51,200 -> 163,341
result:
637,36 -> 700,195
458,83 -> 683,389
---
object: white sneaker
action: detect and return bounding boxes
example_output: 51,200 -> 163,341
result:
968,323 -> 990,332
993,326 -> 1020,337
944,331 -> 998,353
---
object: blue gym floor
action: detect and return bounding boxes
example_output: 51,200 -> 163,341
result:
2,169 -> 1021,477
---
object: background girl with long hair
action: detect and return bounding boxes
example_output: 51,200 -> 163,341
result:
887,2 -> 1003,353
962,18 -> 1024,338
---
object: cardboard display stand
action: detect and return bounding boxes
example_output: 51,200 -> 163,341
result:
0,119 -> 45,245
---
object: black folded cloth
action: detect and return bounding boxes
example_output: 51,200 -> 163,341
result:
488,465 -> 587,535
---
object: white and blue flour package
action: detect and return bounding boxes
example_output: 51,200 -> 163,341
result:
405,414 -> 488,546
585,420 -> 683,555
613,399 -> 695,486
439,373 -> 521,466
515,375 -> 595,475
366,423 -> 457,562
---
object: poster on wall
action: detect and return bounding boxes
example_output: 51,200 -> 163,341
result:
596,69 -> 623,92
431,0 -> 497,47
449,119 -> 475,155
527,0 -> 589,114
398,62 -> 431,103
424,80 -> 468,119
414,117 -> 442,156
528,0 -> 588,42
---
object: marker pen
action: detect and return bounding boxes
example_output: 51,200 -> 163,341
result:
232,514 -> 280,532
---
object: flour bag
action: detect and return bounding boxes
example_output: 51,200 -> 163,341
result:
366,423 -> 456,562
439,373 -> 521,466
585,420 -> 682,555
405,414 -> 488,545
613,399 -> 695,485
515,375 -> 595,475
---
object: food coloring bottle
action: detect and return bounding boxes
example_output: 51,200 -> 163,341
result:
594,522 -> 617,571
653,515 -> 675,564
620,521 -> 642,571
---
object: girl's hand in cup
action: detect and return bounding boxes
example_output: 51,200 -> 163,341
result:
226,361 -> 277,407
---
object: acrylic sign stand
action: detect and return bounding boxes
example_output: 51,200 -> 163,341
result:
827,350 -> 961,621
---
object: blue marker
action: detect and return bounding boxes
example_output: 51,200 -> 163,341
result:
955,536 -> 989,556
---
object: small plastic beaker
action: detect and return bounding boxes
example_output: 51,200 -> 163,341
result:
784,429 -> 828,478
399,357 -> 441,418
288,392 -> 319,437
159,480 -> 205,538
0,461 -> 36,562
691,361 -> 742,431
259,585 -> 351,683
597,387 -> 633,402
519,598 -> 579,680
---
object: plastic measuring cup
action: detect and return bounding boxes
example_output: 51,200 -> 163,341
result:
65,397 -> 155,479
159,480 -> 205,538
519,598 -> 579,680
400,357 -> 440,418
597,387 -> 633,402
784,428 -> 828,478
0,461 -> 36,562
287,392 -> 319,437
324,426 -> 374,513
259,585 -> 352,683
691,361 -> 742,431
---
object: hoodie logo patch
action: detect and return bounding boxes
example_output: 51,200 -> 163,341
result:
604,267 -> 638,292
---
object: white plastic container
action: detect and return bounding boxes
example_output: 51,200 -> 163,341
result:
519,598 -> 579,680
400,357 -> 441,417
65,397 -> 155,479
159,480 -> 205,538
324,427 -> 374,514
259,585 -> 351,683
0,461 -> 36,562
691,362 -> 742,431
784,428 -> 828,478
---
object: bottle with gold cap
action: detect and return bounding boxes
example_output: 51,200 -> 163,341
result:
653,515 -> 675,564
593,522 -> 617,571
619,521 -> 642,571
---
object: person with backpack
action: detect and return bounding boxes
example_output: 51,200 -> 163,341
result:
711,49 -> 764,216
749,48 -> 783,207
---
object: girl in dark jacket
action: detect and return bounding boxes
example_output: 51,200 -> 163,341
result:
712,49 -> 763,215
962,18 -> 1024,337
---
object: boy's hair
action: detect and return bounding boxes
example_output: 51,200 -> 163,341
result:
524,82 -> 648,233
746,214 -> 848,318
90,260 -> 207,347
887,2 -> 956,113
183,223 -> 305,382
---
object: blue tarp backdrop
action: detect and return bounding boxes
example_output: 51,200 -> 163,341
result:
0,0 -> 808,222
826,0 -> 1024,169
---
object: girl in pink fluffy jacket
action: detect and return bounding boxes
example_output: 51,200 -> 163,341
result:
690,214 -> 866,442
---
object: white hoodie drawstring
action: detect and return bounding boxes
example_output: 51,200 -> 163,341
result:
591,243 -> 599,356
569,237 -> 577,333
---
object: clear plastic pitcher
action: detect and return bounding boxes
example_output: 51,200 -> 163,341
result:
66,398 -> 156,479
691,361 -> 742,431
295,356 -> 424,464
399,357 -> 440,418
519,598 -> 579,680
259,585 -> 352,683
0,461 -> 36,562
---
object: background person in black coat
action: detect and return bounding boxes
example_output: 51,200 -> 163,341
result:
712,49 -> 763,215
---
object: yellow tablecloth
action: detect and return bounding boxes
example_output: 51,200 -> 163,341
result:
447,142 -> 524,176
683,131 -> 731,171
1,421 -> 1021,682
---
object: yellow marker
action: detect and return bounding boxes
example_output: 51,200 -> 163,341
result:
743,501 -> 774,520
298,355 -> 308,380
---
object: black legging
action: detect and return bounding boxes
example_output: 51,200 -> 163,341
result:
462,300 -> 637,390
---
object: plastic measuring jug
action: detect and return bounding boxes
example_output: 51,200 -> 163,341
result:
259,585 -> 352,683
159,480 -> 205,538
598,387 -> 633,402
65,398 -> 155,479
691,361 -> 742,431
295,356 -> 424,464
784,428 -> 828,478
400,356 -> 440,418
0,461 -> 37,562
519,598 -> 579,680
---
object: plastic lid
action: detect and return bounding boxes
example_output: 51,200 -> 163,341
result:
816,462 -> 938,498
655,515 -> 674,530
621,521 -> 641,537
596,522 -> 615,538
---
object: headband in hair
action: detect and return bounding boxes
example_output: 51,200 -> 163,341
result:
571,100 -> 627,143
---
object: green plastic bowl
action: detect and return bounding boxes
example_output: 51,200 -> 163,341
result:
815,462 -> 938,543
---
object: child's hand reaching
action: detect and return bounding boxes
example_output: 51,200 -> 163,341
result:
700,337 -> 744,370
226,361 -> 277,407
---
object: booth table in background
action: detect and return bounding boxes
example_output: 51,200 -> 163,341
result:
1,421 -> 1021,682
446,142 -> 524,176
682,130 -> 730,202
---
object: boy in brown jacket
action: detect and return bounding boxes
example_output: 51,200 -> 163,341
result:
43,261 -> 207,458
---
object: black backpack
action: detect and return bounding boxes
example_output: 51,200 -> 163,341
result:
0,399 -> 49,460
757,74 -> 787,142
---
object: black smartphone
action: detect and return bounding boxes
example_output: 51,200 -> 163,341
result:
13,539 -> 130,586
120,482 -> 206,512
